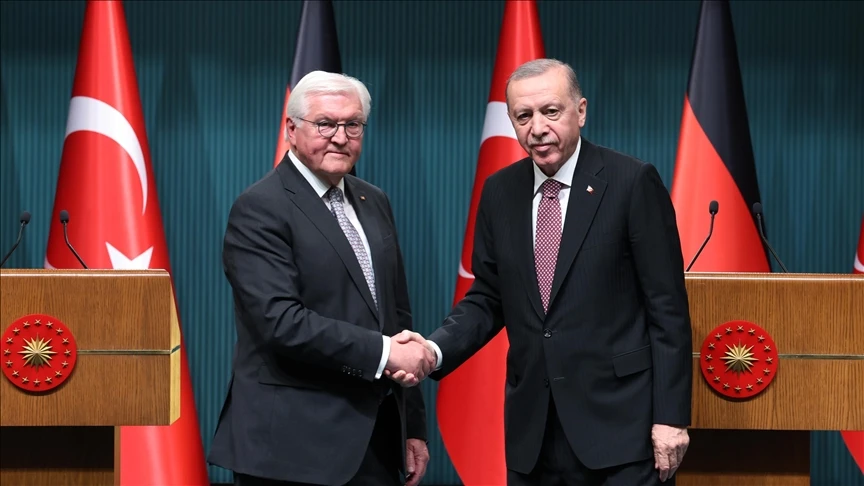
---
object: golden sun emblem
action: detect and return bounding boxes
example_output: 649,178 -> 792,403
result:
18,335 -> 57,369
722,341 -> 759,374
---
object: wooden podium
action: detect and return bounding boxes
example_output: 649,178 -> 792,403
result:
0,269 -> 181,485
678,272 -> 863,485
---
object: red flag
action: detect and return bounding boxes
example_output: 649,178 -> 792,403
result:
854,216 -> 864,276
273,0 -> 341,167
435,1 -> 545,484
840,216 -> 864,473
45,2 -> 208,484
670,0 -> 770,272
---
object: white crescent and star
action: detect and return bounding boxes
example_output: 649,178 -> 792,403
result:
480,101 -> 517,145
106,242 -> 153,270
65,96 -> 149,216
855,252 -> 864,273
45,96 -> 154,270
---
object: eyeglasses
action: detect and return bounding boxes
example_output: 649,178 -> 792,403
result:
296,118 -> 366,138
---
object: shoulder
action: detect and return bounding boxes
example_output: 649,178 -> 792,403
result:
584,141 -> 664,193
589,141 -> 652,177
480,157 -> 533,198
228,169 -> 285,221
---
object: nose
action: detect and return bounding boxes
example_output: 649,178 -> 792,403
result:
529,115 -> 549,138
330,125 -> 348,145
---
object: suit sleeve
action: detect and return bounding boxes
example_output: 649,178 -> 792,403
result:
628,163 -> 693,426
222,189 -> 384,382
428,180 -> 506,378
383,195 -> 428,441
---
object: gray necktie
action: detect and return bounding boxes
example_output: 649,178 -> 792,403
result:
327,187 -> 377,307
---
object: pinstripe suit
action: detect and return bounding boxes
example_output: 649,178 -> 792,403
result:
428,139 -> 692,484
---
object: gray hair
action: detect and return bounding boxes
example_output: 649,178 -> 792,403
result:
286,70 -> 372,121
505,59 -> 583,104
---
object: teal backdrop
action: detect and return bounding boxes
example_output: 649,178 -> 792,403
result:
1,0 -> 862,484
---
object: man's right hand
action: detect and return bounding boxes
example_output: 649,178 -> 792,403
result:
386,335 -> 436,387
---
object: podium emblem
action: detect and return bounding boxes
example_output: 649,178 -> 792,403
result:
1,314 -> 78,393
699,320 -> 778,399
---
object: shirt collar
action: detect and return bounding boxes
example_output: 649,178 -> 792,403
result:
288,149 -> 345,198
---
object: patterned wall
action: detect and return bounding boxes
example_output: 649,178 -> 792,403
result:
1,0 -> 861,484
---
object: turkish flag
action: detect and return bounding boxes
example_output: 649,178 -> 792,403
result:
45,2 -> 208,484
670,0 -> 770,272
435,1 -> 545,484
273,0 -> 341,168
840,216 -> 864,473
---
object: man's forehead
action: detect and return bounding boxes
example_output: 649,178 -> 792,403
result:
307,91 -> 358,103
307,92 -> 361,105
509,91 -> 566,111
508,75 -> 567,103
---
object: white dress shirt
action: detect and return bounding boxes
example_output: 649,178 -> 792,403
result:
427,137 -> 582,371
532,137 -> 581,245
288,151 -> 391,379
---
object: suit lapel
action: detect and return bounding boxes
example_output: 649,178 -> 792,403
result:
547,142 -> 606,311
344,178 -> 384,328
276,159 -> 379,321
512,161 -> 546,321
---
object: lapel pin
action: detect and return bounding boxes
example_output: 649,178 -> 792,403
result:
359,195 -> 366,201
586,185 -> 594,194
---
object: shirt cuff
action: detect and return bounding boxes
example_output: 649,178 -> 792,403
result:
426,340 -> 443,371
375,335 -> 391,380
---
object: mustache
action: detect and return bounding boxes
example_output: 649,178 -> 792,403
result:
528,137 -> 556,146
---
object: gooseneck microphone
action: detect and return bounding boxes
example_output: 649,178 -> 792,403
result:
0,211 -> 32,267
752,202 -> 788,273
59,210 -> 88,269
686,200 -> 719,272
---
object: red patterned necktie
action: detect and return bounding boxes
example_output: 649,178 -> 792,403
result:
535,179 -> 564,313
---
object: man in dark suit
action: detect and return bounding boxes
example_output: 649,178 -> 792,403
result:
392,59 -> 692,485
209,70 -> 435,486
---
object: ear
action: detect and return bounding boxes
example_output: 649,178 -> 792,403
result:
577,98 -> 588,128
286,117 -> 297,145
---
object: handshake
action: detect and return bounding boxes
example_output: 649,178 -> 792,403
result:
384,330 -> 438,387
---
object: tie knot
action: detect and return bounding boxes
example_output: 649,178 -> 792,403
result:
327,186 -> 344,203
540,179 -> 563,198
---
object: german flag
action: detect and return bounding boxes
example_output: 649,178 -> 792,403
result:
671,0 -> 770,272
273,0 -> 342,169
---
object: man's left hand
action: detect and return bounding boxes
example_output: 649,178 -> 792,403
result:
651,424 -> 689,482
405,438 -> 429,486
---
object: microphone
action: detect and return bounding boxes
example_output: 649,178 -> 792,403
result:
59,210 -> 88,269
752,202 -> 788,273
0,211 -> 32,267
686,200 -> 719,272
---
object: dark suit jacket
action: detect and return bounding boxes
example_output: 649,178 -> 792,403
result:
428,139 -> 692,473
208,154 -> 427,485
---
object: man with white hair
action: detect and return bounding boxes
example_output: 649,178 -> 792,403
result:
209,71 -> 434,486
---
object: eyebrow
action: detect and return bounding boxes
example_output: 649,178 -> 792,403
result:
514,102 -> 562,113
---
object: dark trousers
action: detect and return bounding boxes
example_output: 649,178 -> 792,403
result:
234,396 -> 401,486
508,398 -> 668,486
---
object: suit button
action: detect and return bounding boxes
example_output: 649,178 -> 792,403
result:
543,329 -> 552,338
544,379 -> 549,388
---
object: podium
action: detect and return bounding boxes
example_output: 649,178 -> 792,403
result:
678,272 -> 863,485
0,269 -> 180,485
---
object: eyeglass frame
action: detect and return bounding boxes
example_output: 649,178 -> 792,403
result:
293,117 -> 367,139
